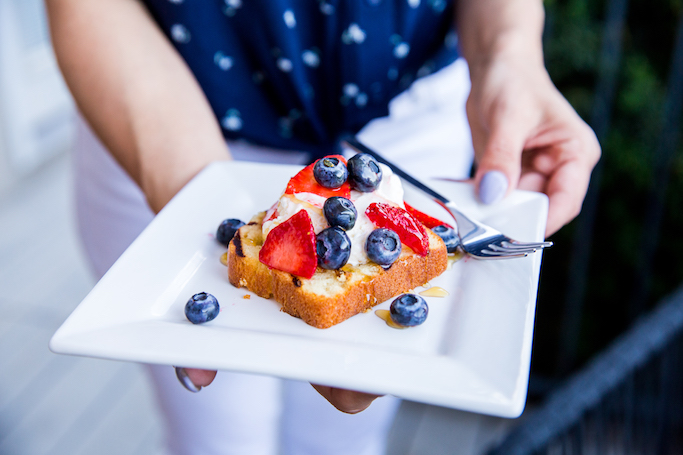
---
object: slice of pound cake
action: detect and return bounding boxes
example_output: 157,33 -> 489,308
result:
227,153 -> 452,329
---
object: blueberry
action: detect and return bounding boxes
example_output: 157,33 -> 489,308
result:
316,227 -> 351,270
365,228 -> 401,266
347,153 -> 382,192
323,197 -> 357,230
432,225 -> 460,253
185,292 -> 220,324
216,218 -> 245,246
313,156 -> 348,188
390,294 -> 428,327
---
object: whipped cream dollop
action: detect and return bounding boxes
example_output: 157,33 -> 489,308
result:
262,163 -> 405,266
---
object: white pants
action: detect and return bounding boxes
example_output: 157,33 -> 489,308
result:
73,58 -> 473,455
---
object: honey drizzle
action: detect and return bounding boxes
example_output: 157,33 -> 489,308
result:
419,286 -> 449,298
375,309 -> 406,329
220,252 -> 228,266
447,250 -> 466,268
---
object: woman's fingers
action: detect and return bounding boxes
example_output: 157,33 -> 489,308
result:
172,369 -> 380,415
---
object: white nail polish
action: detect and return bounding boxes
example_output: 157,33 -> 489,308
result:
175,367 -> 202,393
479,171 -> 508,204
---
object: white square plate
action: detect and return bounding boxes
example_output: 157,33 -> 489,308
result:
50,161 -> 548,418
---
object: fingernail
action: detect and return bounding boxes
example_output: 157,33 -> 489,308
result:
478,171 -> 508,204
175,367 -> 202,393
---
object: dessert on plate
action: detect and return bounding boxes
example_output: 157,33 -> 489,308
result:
227,153 -> 454,328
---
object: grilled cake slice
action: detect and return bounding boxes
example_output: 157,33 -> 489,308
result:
227,211 -> 448,328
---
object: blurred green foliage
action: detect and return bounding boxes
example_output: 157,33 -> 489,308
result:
532,0 -> 683,381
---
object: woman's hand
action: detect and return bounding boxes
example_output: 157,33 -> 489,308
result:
457,0 -> 601,237
467,55 -> 601,236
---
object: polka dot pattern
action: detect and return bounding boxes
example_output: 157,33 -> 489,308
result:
143,0 -> 458,158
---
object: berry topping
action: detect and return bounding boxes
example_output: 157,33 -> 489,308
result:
390,294 -> 428,327
316,226 -> 352,270
323,197 -> 357,230
216,218 -> 245,246
259,210 -> 318,279
313,156 -> 348,189
365,202 -> 429,256
285,155 -> 351,199
347,153 -> 382,192
366,228 -> 402,266
264,201 -> 279,222
185,292 -> 220,324
432,225 -> 460,253
404,203 -> 452,229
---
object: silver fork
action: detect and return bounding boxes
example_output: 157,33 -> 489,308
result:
341,137 -> 552,259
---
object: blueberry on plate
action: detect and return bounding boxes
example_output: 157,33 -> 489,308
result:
347,153 -> 382,192
366,228 -> 401,266
323,197 -> 357,230
316,226 -> 352,270
185,292 -> 220,324
313,156 -> 348,189
432,225 -> 460,253
216,218 -> 245,246
390,294 -> 428,327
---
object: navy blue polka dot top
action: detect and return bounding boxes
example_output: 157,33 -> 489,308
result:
142,0 -> 458,159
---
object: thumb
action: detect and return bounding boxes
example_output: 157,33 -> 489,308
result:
311,384 -> 382,414
474,122 -> 526,205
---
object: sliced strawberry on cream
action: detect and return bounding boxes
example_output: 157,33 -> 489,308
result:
285,155 -> 351,202
264,201 -> 279,223
366,202 -> 430,257
259,210 -> 318,279
262,194 -> 328,239
404,203 -> 453,229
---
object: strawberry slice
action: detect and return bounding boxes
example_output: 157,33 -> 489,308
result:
285,155 -> 351,199
404,203 -> 453,229
366,202 -> 430,256
264,201 -> 279,223
259,210 -> 317,279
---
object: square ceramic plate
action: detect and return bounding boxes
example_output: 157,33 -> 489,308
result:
50,161 -> 548,418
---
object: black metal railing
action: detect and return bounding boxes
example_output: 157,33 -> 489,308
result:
489,284 -> 683,455
555,0 -> 630,376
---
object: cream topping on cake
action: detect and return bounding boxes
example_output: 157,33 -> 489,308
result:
262,195 -> 328,237
262,163 -> 405,266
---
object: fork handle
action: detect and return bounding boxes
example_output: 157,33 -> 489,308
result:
342,136 -> 482,241
340,137 -> 450,205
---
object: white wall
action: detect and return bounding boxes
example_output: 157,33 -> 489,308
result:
0,0 -> 75,198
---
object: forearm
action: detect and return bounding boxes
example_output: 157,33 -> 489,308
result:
456,0 -> 545,75
46,0 -> 230,213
